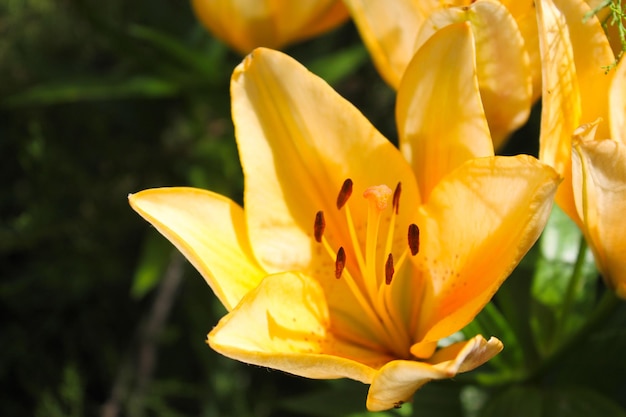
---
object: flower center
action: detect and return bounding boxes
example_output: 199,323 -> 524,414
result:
313,178 -> 420,358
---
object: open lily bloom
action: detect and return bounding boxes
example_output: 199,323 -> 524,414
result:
191,0 -> 348,54
538,0 -> 626,298
129,26 -> 559,411
344,0 -> 533,148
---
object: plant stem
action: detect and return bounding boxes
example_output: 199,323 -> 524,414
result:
524,289 -> 621,383
554,235 -> 587,344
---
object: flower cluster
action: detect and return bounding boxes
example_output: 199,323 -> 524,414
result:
130,0 -> 625,412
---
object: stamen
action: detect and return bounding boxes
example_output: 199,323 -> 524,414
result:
314,211 -> 325,243
335,247 -> 346,279
408,224 -> 420,256
385,253 -> 394,285
336,179 -> 353,210
392,182 -> 402,215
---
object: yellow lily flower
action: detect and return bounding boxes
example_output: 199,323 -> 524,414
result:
191,0 -> 349,55
344,0 -> 533,149
129,26 -> 559,411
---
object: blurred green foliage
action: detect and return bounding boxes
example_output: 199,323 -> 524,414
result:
0,1 -> 392,416
3,1 -> 626,417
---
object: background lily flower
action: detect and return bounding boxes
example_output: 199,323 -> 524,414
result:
536,0 -> 614,223
344,0 -> 533,148
129,27 -> 559,410
538,0 -> 626,298
568,53 -> 626,299
191,0 -> 349,54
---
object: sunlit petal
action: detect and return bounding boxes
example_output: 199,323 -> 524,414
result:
191,0 -> 349,54
500,0 -> 542,101
397,22 -> 493,201
128,188 -> 265,311
232,47 -> 419,273
554,0 -> 614,140
610,55 -> 626,144
208,272 -> 381,381
415,0 -> 532,148
343,0 -> 441,88
415,155 -> 559,342
572,139 -> 626,298
366,335 -> 502,411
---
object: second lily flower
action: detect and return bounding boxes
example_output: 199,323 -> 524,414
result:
129,23 -> 559,411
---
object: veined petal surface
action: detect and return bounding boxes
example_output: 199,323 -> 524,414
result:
128,188 -> 265,311
397,22 -> 493,201
572,139 -> 626,298
414,155 -> 559,342
554,0 -> 614,140
208,272 -> 382,381
415,0 -> 532,148
232,47 -> 419,273
610,55 -> 626,144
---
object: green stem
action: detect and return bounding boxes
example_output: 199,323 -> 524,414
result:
554,236 -> 588,344
524,289 -> 621,383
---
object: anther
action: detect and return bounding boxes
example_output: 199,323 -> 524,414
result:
408,224 -> 420,256
385,253 -> 395,285
335,247 -> 346,279
314,211 -> 325,243
392,182 -> 402,215
336,179 -> 353,210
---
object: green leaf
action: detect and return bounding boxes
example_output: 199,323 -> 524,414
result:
480,385 -> 626,417
279,381 -> 411,417
130,232 -> 173,299
543,386 -> 626,417
480,386 -> 543,417
411,381 -> 464,417
462,302 -> 523,374
307,45 -> 369,85
128,24 -> 227,82
530,206 -> 598,354
2,76 -> 179,107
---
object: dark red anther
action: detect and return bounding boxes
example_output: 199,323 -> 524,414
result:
392,182 -> 402,215
335,247 -> 346,279
408,224 -> 420,256
385,253 -> 395,285
336,179 -> 353,210
314,211 -> 325,243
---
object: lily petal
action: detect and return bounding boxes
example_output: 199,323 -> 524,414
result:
500,0 -> 542,101
397,22 -> 493,202
232,47 -> 419,273
554,0 -> 614,140
343,0 -> 440,88
537,0 -> 614,221
572,139 -> 626,298
208,272 -> 381,381
415,0 -> 532,148
366,335 -> 502,411
415,155 -> 559,342
610,54 -> 626,144
191,0 -> 349,55
536,0 -> 583,223
537,0 -> 581,176
128,188 -> 265,311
